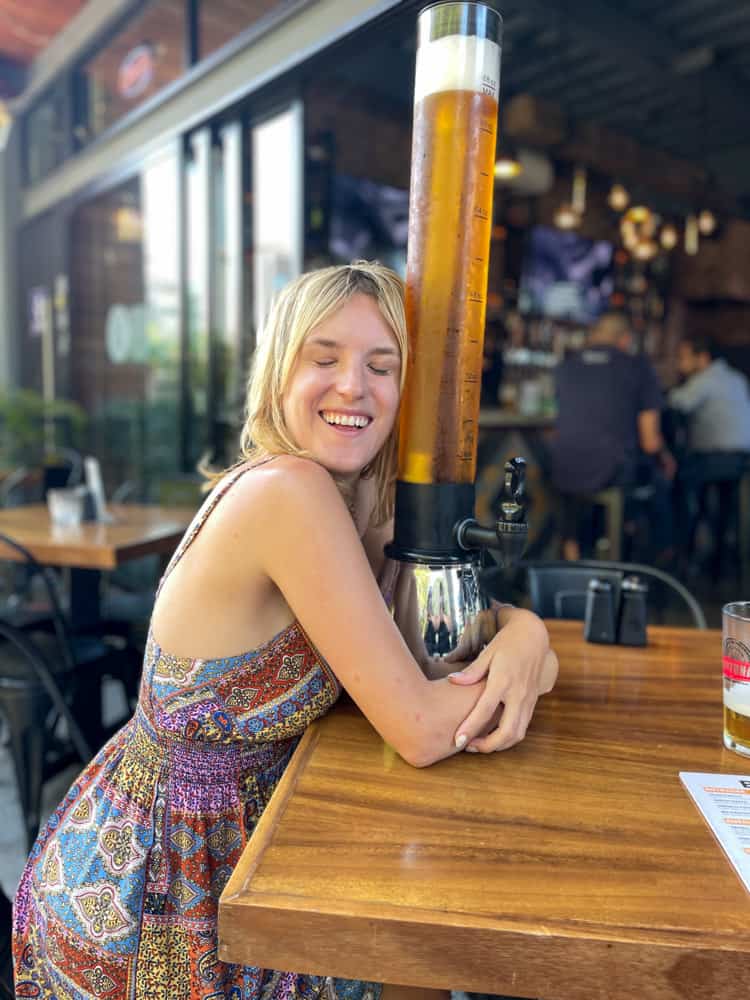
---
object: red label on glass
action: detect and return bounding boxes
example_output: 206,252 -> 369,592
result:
723,655 -> 750,682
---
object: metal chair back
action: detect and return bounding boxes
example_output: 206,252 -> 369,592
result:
522,559 -> 707,629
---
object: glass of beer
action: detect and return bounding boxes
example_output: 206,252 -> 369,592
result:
399,1 -> 502,487
723,602 -> 750,756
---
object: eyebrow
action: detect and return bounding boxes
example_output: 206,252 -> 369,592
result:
306,337 -> 400,357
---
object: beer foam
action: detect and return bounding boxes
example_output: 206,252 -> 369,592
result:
725,685 -> 750,716
414,34 -> 500,102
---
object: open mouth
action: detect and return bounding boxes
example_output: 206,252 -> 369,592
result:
320,410 -> 372,429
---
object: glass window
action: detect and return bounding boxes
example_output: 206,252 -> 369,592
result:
185,121 -> 253,469
185,129 -> 211,469
76,0 -> 187,142
199,0 -> 282,61
302,13 -> 414,273
251,104 -> 303,337
69,149 -> 182,500
25,89 -> 68,184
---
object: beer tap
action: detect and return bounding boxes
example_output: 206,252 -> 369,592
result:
386,2 -> 526,657
456,458 -> 528,569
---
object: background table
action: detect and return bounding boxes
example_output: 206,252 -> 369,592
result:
219,620 -> 750,1000
0,503 -> 196,570
0,503 -> 195,626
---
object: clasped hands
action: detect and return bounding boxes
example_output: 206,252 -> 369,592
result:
446,604 -> 558,754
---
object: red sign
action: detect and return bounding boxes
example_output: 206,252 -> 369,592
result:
723,656 -> 750,683
117,44 -> 155,100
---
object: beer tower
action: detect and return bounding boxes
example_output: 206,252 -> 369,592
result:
387,1 -> 527,654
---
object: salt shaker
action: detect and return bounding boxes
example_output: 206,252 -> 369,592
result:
618,575 -> 648,646
584,577 -> 617,644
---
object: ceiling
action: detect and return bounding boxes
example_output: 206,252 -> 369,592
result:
500,0 -> 750,213
0,0 -> 87,97
342,0 -> 750,218
0,0 -> 748,216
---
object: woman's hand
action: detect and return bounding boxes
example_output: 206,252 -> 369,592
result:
448,608 -> 557,753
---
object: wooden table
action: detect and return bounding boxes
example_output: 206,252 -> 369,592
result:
0,503 -> 195,625
219,620 -> 750,1000
0,503 -> 196,570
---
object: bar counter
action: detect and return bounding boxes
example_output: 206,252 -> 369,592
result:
219,621 -> 750,1000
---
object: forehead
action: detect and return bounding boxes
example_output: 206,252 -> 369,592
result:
303,293 -> 400,351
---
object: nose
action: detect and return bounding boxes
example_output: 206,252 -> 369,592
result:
335,360 -> 366,400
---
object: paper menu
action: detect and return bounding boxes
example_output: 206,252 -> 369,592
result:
680,772 -> 750,895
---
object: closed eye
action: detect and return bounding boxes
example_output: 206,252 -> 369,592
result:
368,363 -> 393,376
314,359 -> 336,368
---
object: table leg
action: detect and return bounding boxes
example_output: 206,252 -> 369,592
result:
69,568 -> 102,631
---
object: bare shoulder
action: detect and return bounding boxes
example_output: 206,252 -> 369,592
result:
215,455 -> 341,522
160,456 -> 346,598
209,457 -> 347,565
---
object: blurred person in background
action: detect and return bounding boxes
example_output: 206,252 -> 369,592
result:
551,310 -> 675,561
669,333 -> 750,575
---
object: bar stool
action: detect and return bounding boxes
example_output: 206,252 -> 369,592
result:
686,453 -> 750,582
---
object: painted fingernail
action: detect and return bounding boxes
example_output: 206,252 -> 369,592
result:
455,733 -> 467,749
465,745 -> 479,753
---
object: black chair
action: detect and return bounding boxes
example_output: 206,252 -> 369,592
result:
0,619 -> 93,851
0,535 -> 140,848
0,883 -> 13,1000
484,559 -> 706,629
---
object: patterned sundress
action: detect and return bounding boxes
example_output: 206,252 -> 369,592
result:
12,465 -> 381,1000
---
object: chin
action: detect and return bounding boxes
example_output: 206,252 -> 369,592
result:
316,449 -> 376,479
321,459 -> 369,479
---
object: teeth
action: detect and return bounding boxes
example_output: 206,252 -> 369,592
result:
322,412 -> 369,428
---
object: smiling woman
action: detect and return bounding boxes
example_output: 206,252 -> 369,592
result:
281,293 -> 402,481
12,261 -> 556,1000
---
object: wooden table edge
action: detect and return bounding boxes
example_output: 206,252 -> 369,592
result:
218,899 -> 750,996
220,722 -> 322,907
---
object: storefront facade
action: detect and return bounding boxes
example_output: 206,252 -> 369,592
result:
3,0 -> 414,500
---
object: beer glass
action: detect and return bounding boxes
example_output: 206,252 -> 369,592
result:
722,602 -> 750,756
399,1 -> 502,487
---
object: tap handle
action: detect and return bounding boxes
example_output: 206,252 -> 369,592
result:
500,457 -> 526,523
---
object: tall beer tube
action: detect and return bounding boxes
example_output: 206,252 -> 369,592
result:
391,2 -> 502,560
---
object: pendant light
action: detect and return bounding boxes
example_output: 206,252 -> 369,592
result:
607,182 -> 630,212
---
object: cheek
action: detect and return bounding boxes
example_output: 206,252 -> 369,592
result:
384,381 -> 401,416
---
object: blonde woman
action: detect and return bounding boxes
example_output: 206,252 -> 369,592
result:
14,262 -> 557,1000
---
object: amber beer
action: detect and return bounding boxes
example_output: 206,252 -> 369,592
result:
399,7 -> 501,487
722,602 -> 750,757
724,691 -> 750,753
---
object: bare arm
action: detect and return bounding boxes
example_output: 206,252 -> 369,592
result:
361,504 -> 558,750
637,409 -> 676,478
250,458 -> 491,767
637,408 -> 664,454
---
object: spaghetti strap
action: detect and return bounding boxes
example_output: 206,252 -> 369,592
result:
155,458 -> 275,598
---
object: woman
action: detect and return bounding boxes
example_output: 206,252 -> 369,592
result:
13,262 -> 557,999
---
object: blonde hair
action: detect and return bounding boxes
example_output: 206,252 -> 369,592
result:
209,261 -> 407,526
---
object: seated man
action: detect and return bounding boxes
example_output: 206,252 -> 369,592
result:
669,333 -> 750,574
551,310 -> 673,561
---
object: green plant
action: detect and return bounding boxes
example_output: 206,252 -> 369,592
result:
0,389 -> 87,467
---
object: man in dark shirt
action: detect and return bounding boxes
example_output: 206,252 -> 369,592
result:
551,310 -> 673,560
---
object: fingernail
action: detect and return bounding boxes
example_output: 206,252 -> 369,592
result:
448,671 -> 463,678
465,745 -> 479,753
455,733 -> 467,749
